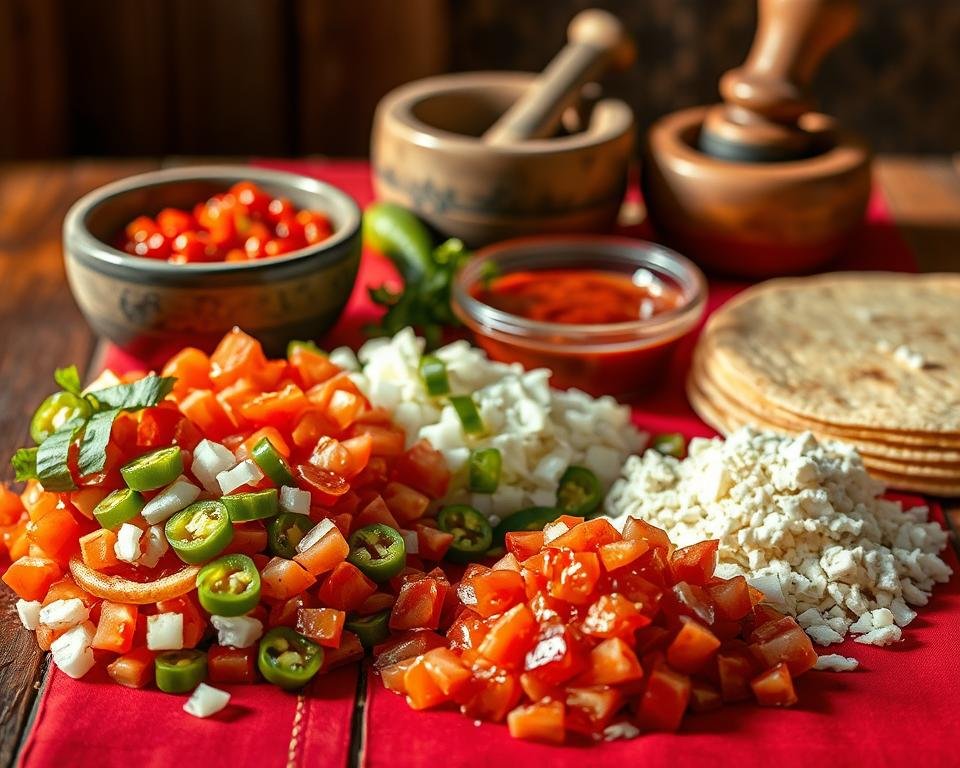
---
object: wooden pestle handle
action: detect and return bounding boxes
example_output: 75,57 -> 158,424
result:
482,9 -> 635,146
720,0 -> 860,124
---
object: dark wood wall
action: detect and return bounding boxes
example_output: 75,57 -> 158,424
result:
1,0 -> 957,159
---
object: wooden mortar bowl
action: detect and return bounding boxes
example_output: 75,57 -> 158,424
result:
642,106 -> 871,278
371,72 -> 634,246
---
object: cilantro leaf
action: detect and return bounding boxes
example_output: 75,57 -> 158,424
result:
77,409 -> 120,478
11,447 -> 38,481
88,374 -> 176,411
36,418 -> 85,491
54,365 -> 82,396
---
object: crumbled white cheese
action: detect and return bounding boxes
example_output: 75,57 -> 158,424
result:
139,524 -> 170,568
211,615 -> 263,648
184,683 -> 231,718
192,439 -> 237,494
114,523 -> 144,563
142,476 -> 201,525
352,329 -> 645,520
39,598 -> 90,630
50,622 -> 96,679
16,599 -> 42,631
603,721 -> 640,741
217,459 -> 263,495
280,485 -> 311,516
814,654 -> 860,672
606,428 -> 952,647
147,612 -> 184,650
893,345 -> 925,370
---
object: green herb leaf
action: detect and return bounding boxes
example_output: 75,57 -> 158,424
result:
89,374 -> 176,411
36,418 -> 85,491
54,365 -> 83,396
11,447 -> 39,481
77,409 -> 121,478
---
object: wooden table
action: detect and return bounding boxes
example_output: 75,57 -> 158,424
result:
1,157 -> 958,767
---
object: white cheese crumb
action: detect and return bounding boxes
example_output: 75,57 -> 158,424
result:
605,427 -> 951,648
192,439 -> 237,494
814,654 -> 860,672
603,721 -> 640,741
854,625 -> 902,646
39,598 -> 89,630
280,485 -> 311,516
50,622 -> 96,679
16,599 -> 42,631
184,683 -> 231,718
114,523 -> 144,563
893,345 -> 925,370
211,615 -> 263,648
147,612 -> 184,650
142,476 -> 201,525
217,459 -> 264,495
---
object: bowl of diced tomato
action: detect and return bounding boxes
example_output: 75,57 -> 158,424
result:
63,165 -> 361,361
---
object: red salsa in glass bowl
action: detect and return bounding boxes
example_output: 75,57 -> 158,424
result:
452,236 -> 707,397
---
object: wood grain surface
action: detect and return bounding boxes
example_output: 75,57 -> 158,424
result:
0,156 -> 957,767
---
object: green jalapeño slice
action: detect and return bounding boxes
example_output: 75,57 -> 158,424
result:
30,391 -> 92,445
251,437 -> 295,487
267,512 -> 314,559
196,554 -> 261,616
155,649 -> 207,693
347,524 -> 406,582
492,506 -> 562,545
345,610 -> 391,649
258,627 -> 324,690
556,465 -> 603,518
437,505 -> 493,564
93,488 -> 146,530
222,488 -> 279,522
120,446 -> 184,491
165,500 -> 233,564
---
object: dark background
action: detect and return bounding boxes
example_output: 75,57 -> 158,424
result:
2,0 -> 958,159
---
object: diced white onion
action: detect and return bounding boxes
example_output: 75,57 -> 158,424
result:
114,523 -> 144,564
16,599 -> 42,631
142,476 -> 201,525
50,622 -> 96,679
296,519 -> 336,554
280,485 -> 311,516
147,612 -> 184,650
139,524 -> 170,568
543,521 -> 570,544
217,459 -> 264,495
39,598 -> 90,630
211,615 -> 263,648
184,683 -> 231,718
400,529 -> 418,555
191,439 -> 237,494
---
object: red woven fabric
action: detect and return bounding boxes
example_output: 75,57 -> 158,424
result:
21,161 -> 952,768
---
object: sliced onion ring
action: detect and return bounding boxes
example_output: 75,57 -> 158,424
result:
69,556 -> 200,605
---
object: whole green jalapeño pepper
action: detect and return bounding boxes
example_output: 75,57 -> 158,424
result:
196,554 -> 261,616
258,627 -> 324,690
347,524 -> 406,582
437,505 -> 493,563
165,500 -> 234,564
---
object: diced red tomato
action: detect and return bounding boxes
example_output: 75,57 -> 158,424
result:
669,539 -> 719,585
390,440 -> 450,499
78,528 -> 119,570
382,482 -> 429,525
666,617 -> 721,673
565,686 -> 624,736
749,616 -> 818,676
26,506 -> 81,563
707,575 -> 753,621
208,645 -> 258,684
751,662 -> 798,707
106,647 -> 156,688
390,575 -> 446,631
505,531 -> 544,561
293,524 -> 349,576
352,495 -> 401,532
318,562 -> 377,612
296,607 -> 345,648
578,637 -> 643,686
507,700 -> 565,744
260,557 -> 317,601
460,569 -> 526,619
621,517 -> 673,552
637,660 -> 691,732
320,630 -> 364,671
92,602 -> 138,654
460,666 -> 522,722
580,593 -> 651,639
2,557 -> 62,601
414,524 -> 453,561
476,603 -> 537,668
524,622 -> 586,685
373,629 -> 446,669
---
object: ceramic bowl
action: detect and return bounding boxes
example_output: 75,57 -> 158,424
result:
63,165 -> 361,362
371,72 -> 634,247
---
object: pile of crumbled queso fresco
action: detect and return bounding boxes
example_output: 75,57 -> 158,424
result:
605,428 -> 952,661
331,329 -> 646,522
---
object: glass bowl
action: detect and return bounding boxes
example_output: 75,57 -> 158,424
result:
451,235 -> 707,397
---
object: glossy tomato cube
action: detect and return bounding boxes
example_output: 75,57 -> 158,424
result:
461,569 -> 526,619
565,686 -> 624,736
506,700 -> 565,744
523,621 -> 587,685
318,562 -> 377,612
578,637 -> 643,686
459,666 -> 522,722
749,617 -> 818,677
373,629 -> 446,669
545,549 -> 601,605
296,607 -> 346,648
636,660 -> 691,732
621,517 -> 673,552
669,539 -> 719,585
751,662 -> 798,707
504,530 -> 544,561
549,518 -> 620,552
706,575 -> 753,621
390,440 -> 450,499
390,574 -> 446,631
477,603 -> 538,668
666,617 -> 721,674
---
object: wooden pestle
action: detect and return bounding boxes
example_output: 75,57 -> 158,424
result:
482,9 -> 635,145
700,0 -> 860,162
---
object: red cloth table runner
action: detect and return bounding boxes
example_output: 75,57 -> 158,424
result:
21,161 -> 958,768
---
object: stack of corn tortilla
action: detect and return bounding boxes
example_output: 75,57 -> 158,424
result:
688,272 -> 960,496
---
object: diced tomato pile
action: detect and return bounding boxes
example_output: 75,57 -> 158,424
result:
0,328 -> 454,690
375,516 -> 818,744
117,180 -> 334,263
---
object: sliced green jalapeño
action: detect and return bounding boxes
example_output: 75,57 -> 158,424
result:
120,446 -> 183,491
258,627 -> 324,690
165,500 -> 233,564
437,505 -> 493,564
155,649 -> 206,694
196,554 -> 261,616
556,465 -> 603,518
347,524 -> 406,582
